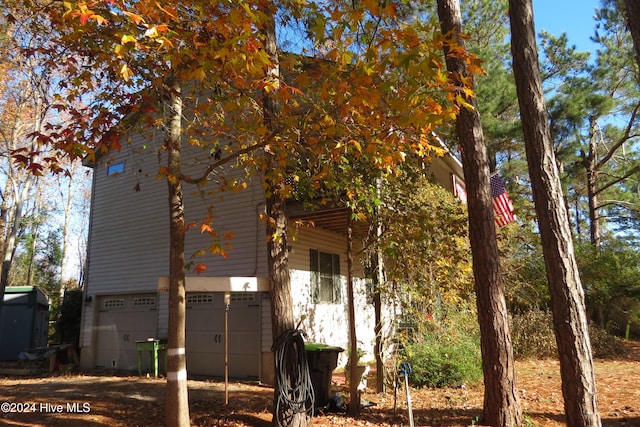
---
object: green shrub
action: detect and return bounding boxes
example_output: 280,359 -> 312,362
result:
401,334 -> 482,388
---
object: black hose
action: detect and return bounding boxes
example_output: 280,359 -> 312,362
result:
272,329 -> 315,426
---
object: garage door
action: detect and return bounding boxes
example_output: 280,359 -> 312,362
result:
186,292 -> 260,379
95,294 -> 158,372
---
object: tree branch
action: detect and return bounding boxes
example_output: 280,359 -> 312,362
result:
595,100 -> 640,170
177,140 -> 269,185
594,164 -> 640,195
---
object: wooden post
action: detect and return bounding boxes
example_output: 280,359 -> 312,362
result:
224,291 -> 231,405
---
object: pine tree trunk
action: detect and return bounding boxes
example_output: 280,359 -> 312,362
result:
585,120 -> 601,248
164,80 -> 191,427
436,0 -> 522,425
508,1 -> 601,426
624,0 -> 640,68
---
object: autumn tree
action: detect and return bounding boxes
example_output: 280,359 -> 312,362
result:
282,1 -> 476,413
372,169 -> 472,327
508,0 -> 601,425
18,1 -> 476,426
15,2 -> 278,425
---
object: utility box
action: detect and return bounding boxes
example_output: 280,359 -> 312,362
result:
305,343 -> 344,410
0,286 -> 50,360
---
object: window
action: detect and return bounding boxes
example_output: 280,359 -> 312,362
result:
107,161 -> 125,175
310,249 -> 341,304
133,297 -> 156,307
186,294 -> 214,304
231,293 -> 256,303
103,298 -> 125,309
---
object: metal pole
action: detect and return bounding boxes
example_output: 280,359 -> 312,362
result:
400,362 -> 414,427
224,292 -> 230,405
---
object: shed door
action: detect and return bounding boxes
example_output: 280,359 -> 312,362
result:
95,294 -> 157,372
0,297 -> 32,360
186,292 -> 260,379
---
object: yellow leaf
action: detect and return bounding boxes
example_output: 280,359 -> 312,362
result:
120,64 -> 134,82
121,34 -> 136,44
144,26 -> 159,38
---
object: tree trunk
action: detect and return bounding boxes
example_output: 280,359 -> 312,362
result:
373,178 -> 385,394
346,213 -> 360,416
508,1 -> 601,426
584,119 -> 601,248
624,0 -> 640,69
436,1 -> 522,425
261,4 -> 309,427
58,161 -> 79,292
164,81 -> 190,427
0,175 -> 34,306
373,252 -> 384,393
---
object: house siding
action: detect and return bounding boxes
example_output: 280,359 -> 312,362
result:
83,130 -> 462,377
81,134 -> 268,360
288,222 -> 376,366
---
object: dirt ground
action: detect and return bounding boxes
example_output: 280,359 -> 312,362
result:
0,341 -> 638,427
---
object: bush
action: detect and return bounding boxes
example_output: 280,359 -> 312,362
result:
510,309 -> 627,359
400,330 -> 482,388
588,324 -> 626,359
510,309 -> 557,359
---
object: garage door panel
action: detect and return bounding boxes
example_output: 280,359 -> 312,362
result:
95,294 -> 157,372
228,332 -> 259,354
185,292 -> 260,379
186,330 -> 223,352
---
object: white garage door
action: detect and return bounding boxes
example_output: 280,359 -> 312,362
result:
95,294 -> 158,372
186,292 -> 260,379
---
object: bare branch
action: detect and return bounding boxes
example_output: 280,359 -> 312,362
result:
595,101 -> 640,170
177,140 -> 269,185
595,164 -> 640,195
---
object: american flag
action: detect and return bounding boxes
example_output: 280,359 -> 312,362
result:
490,174 -> 516,227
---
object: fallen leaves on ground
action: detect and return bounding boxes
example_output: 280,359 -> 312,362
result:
0,341 -> 638,426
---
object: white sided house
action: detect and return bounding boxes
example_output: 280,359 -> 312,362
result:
79,132 -> 464,383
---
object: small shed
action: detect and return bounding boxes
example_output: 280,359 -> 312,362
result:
0,286 -> 50,360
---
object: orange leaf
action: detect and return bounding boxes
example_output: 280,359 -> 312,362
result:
201,223 -> 213,234
194,263 -> 207,275
123,11 -> 145,25
79,12 -> 92,25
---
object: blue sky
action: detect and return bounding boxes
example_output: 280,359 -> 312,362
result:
533,0 -> 601,53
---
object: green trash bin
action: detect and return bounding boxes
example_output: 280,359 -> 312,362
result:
305,343 -> 344,409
